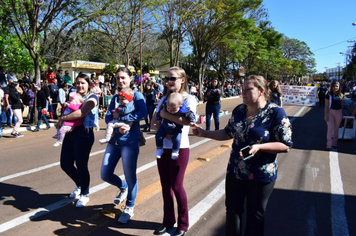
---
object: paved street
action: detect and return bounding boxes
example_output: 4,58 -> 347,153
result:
1,96 -> 355,236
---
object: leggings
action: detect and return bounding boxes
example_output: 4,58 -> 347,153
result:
225,174 -> 275,236
157,148 -> 189,231
60,125 -> 94,196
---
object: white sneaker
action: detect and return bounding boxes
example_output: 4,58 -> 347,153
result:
117,206 -> 134,223
98,138 -> 108,144
53,141 -> 62,147
171,151 -> 179,160
114,188 -> 128,205
76,195 -> 89,207
69,187 -> 81,199
156,149 -> 164,159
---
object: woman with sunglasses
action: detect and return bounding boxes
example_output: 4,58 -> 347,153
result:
151,67 -> 198,236
100,67 -> 147,223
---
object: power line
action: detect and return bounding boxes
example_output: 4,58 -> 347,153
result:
313,37 -> 356,52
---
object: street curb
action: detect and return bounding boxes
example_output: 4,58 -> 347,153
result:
2,123 -> 57,134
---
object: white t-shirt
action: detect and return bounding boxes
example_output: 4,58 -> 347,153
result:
98,75 -> 105,84
155,92 -> 198,149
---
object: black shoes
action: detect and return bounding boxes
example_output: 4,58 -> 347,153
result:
44,126 -> 50,130
32,129 -> 39,132
153,225 -> 186,236
173,229 -> 186,236
153,225 -> 167,235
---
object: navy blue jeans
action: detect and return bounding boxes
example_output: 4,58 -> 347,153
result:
145,104 -> 155,128
225,174 -> 275,236
156,125 -> 182,153
36,107 -> 50,129
60,125 -> 94,196
205,104 -> 221,131
101,141 -> 139,207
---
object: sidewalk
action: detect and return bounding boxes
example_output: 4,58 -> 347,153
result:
1,121 -> 58,134
1,95 -> 242,136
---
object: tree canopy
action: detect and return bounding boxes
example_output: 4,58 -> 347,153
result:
0,0 -> 317,83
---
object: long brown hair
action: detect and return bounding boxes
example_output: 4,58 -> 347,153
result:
75,73 -> 92,95
329,81 -> 343,99
116,67 -> 135,89
269,80 -> 282,97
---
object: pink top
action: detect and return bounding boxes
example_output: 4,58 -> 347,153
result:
63,104 -> 82,127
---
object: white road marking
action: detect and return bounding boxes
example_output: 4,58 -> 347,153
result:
1,106 -> 349,236
329,151 -> 350,236
0,138 -> 210,233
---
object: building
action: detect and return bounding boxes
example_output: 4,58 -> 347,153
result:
60,60 -> 135,83
326,66 -> 343,81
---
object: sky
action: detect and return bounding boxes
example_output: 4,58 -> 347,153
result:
262,0 -> 356,73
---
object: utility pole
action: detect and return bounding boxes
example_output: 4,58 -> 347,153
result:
139,2 -> 143,93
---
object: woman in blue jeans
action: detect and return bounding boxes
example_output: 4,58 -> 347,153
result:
204,78 -> 221,130
100,67 -> 147,224
58,74 -> 99,208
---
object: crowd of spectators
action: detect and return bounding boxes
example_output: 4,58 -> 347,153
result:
1,65 -> 356,138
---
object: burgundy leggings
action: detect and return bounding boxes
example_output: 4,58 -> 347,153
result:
157,148 -> 189,231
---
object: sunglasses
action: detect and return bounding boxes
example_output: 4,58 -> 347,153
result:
165,77 -> 182,81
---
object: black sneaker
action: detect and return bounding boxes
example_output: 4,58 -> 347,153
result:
11,133 -> 18,138
16,133 -> 24,137
32,129 -> 39,132
44,126 -> 50,130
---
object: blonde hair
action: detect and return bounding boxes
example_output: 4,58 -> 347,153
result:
167,92 -> 183,107
121,87 -> 134,98
167,66 -> 188,95
245,75 -> 270,101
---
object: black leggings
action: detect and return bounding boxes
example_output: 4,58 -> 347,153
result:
60,125 -> 94,195
225,174 -> 275,236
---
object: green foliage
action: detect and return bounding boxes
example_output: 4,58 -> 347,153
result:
0,29 -> 35,73
102,61 -> 118,75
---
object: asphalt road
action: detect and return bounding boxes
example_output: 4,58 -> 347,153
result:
0,96 -> 355,236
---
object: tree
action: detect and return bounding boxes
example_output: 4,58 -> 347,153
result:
279,37 -> 316,80
243,21 -> 284,80
0,0 -> 81,83
150,0 -> 203,67
188,0 -> 262,98
0,28 -> 35,74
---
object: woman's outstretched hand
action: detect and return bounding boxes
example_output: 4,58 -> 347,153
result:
191,123 -> 205,137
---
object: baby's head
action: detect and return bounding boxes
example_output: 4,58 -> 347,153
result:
68,92 -> 82,105
118,87 -> 134,105
166,92 -> 182,114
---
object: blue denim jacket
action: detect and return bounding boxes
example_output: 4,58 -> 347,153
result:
105,91 -> 147,146
82,93 -> 99,129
